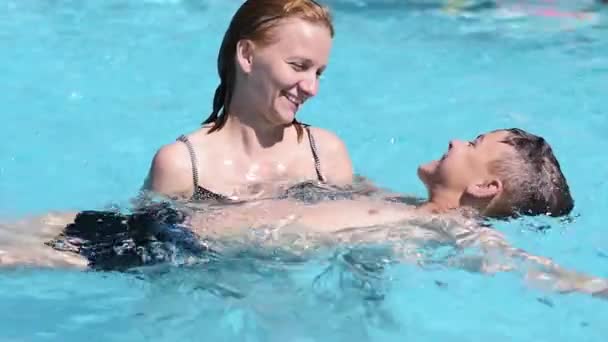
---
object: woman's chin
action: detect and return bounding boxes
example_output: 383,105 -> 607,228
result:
274,101 -> 299,125
271,111 -> 296,126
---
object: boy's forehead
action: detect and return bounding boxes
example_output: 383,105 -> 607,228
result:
477,130 -> 509,144
479,131 -> 515,155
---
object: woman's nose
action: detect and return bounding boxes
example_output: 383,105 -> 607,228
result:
299,74 -> 319,97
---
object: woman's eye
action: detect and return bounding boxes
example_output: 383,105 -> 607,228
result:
290,62 -> 306,71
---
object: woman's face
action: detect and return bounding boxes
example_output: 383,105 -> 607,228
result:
237,18 -> 332,126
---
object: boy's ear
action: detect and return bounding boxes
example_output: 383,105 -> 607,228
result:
465,179 -> 503,200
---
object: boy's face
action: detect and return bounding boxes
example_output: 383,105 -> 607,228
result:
418,130 -> 515,197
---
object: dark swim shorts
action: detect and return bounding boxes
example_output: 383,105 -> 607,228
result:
46,202 -> 215,271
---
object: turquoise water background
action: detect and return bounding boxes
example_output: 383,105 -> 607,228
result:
1,1 -> 607,341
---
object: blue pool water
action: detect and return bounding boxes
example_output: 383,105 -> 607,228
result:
1,0 -> 608,340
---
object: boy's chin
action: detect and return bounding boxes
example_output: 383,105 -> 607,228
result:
417,160 -> 439,183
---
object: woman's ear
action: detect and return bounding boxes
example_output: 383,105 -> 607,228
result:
236,39 -> 255,74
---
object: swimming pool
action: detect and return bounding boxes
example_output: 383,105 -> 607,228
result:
1,0 -> 607,340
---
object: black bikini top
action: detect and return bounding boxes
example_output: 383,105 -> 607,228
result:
176,125 -> 326,203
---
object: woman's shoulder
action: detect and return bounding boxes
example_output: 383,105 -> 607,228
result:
146,141 -> 193,196
305,125 -> 353,185
154,126 -> 215,166
304,126 -> 350,158
306,126 -> 345,145
146,127 -> 213,197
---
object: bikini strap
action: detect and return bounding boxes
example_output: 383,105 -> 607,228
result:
304,125 -> 326,183
177,129 -> 324,188
176,135 -> 200,190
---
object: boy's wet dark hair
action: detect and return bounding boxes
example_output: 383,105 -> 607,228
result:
489,128 -> 574,217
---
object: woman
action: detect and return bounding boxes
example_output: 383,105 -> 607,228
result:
144,0 -> 353,202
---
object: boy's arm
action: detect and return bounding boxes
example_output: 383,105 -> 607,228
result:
456,224 -> 608,297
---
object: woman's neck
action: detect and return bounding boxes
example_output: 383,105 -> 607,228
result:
221,109 -> 291,156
